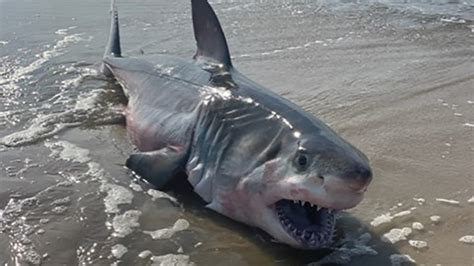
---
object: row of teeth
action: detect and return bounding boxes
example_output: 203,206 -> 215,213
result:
277,210 -> 335,246
291,200 -> 335,213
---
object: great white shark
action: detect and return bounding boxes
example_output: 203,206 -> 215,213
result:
101,0 -> 373,249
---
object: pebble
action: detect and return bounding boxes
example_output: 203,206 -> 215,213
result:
467,197 -> 474,204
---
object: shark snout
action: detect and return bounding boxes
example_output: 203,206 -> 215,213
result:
343,163 -> 373,193
322,162 -> 373,195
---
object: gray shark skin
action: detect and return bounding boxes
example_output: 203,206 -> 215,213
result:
101,0 -> 373,249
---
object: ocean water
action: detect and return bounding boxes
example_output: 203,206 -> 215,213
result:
0,0 -> 473,265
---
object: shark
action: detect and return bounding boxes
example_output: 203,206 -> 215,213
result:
101,0 -> 373,249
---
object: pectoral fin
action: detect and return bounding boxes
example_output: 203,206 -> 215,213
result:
126,147 -> 185,189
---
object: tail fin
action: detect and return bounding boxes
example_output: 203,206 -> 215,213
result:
101,0 -> 121,77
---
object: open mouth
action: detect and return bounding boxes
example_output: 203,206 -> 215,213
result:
275,199 -> 337,248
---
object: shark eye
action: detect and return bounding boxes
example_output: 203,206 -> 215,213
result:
294,152 -> 309,172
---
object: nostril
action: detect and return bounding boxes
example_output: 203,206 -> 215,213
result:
318,174 -> 324,180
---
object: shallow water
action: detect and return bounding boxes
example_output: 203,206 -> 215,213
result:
1,0 -> 473,265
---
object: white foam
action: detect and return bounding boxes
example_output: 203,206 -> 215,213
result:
1,113 -> 82,147
45,140 -> 91,163
111,210 -> 141,238
61,75 -> 83,90
459,235 -> 474,244
408,240 -> 428,249
232,39 -> 327,59
440,17 -> 466,24
390,254 -> 416,266
435,198 -> 460,206
111,244 -> 128,259
381,227 -> 412,244
463,123 -> 474,128
150,254 -> 194,266
147,189 -> 178,204
52,206 -> 67,214
129,183 -> 143,192
370,213 -> 392,227
430,215 -> 441,223
0,41 -> 8,46
55,28 -> 68,35
74,89 -> 104,111
393,210 -> 411,218
0,32 -> 87,107
101,183 -> 134,214
138,250 -> 152,259
2,197 -> 43,265
0,209 -> 3,221
370,210 -> 411,227
144,219 -> 190,240
412,222 -> 424,231
413,197 -> 425,205
52,196 -> 71,206
86,162 -> 105,180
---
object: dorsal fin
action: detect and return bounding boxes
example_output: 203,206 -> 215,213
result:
191,0 -> 232,68
105,0 -> 121,57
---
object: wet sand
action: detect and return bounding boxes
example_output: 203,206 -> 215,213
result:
1,0 -> 473,265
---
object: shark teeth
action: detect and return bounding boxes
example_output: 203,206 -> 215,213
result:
285,199 -> 339,218
275,199 -> 338,248
289,199 -> 334,213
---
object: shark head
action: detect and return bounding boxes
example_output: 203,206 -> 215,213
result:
209,125 -> 372,249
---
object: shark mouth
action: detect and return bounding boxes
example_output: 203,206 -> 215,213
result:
275,199 -> 336,248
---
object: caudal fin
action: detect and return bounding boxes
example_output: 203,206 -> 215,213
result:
101,0 -> 121,77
